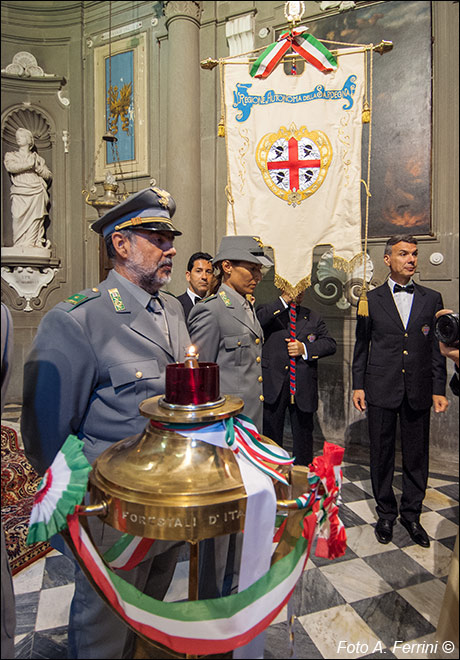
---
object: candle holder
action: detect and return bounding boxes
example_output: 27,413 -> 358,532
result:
160,347 -> 224,408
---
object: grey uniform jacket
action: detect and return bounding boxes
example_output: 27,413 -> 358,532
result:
187,284 -> 264,429
22,270 -> 191,475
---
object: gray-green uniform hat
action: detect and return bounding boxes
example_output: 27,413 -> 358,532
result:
90,185 -> 181,238
213,236 -> 273,267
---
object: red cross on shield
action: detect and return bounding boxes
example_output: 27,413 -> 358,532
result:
256,124 -> 332,207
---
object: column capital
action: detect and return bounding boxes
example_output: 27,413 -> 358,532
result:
164,1 -> 202,26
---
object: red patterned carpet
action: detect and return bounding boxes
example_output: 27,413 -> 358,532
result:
1,424 -> 52,574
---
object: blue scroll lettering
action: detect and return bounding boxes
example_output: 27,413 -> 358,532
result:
232,75 -> 358,122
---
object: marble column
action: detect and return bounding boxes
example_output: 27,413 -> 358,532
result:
164,1 -> 202,290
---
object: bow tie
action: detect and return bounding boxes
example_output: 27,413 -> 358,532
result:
393,283 -> 415,294
194,296 -> 202,305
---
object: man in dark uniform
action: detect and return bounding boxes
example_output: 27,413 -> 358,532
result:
177,251 -> 213,321
256,289 -> 336,466
352,235 -> 448,548
21,186 -> 190,659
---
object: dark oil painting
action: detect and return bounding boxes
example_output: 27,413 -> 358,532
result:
307,0 -> 432,238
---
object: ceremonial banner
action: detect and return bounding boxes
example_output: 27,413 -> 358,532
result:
223,49 -> 366,294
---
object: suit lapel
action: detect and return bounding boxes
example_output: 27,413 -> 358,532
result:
376,284 -> 405,330
295,306 -> 310,337
406,285 -> 428,330
130,307 -> 173,357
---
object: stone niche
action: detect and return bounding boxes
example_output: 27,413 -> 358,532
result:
1,94 -> 60,312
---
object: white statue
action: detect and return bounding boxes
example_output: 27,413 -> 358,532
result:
4,127 -> 52,249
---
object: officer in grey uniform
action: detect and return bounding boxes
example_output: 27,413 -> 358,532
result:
188,236 -> 273,430
187,236 -> 273,606
21,186 -> 190,659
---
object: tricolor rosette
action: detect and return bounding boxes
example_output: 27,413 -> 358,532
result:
26,435 -> 92,545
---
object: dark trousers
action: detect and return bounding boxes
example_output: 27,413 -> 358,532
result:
263,377 -> 314,466
368,396 -> 431,523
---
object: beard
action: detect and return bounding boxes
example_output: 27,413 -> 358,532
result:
125,256 -> 173,295
138,265 -> 172,294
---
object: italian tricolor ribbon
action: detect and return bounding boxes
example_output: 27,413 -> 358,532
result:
26,435 -> 92,545
250,28 -> 338,79
67,510 -> 312,655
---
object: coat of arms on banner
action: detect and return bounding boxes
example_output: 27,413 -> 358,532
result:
255,123 -> 332,207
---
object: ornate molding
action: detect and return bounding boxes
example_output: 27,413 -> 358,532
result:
164,1 -> 202,24
1,265 -> 59,312
2,106 -> 53,149
1,51 -> 55,78
311,248 -> 375,310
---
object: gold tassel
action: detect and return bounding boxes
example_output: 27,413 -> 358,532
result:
217,118 -> 225,137
362,101 -> 370,124
357,286 -> 369,317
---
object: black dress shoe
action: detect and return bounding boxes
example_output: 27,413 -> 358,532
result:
375,518 -> 394,544
399,517 -> 430,547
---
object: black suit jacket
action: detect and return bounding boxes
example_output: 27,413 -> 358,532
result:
352,282 -> 447,410
177,291 -> 194,321
256,299 -> 336,412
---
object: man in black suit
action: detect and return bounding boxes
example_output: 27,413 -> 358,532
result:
256,289 -> 336,466
177,251 -> 213,321
352,235 -> 448,548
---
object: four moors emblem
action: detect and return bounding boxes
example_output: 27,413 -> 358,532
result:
255,123 -> 332,207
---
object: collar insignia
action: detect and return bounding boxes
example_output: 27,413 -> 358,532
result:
108,288 -> 126,312
219,290 -> 232,307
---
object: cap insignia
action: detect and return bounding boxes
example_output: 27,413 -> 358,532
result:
151,185 -> 171,209
108,288 -> 126,312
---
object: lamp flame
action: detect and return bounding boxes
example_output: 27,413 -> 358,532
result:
184,346 -> 199,368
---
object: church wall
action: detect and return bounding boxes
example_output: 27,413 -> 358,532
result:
1,1 -> 458,455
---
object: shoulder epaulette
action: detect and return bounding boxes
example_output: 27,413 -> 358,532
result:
59,288 -> 101,312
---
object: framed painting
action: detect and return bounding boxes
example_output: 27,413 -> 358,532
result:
304,0 -> 433,238
94,32 -> 148,181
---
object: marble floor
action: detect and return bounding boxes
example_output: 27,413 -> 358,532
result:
3,405 -> 458,660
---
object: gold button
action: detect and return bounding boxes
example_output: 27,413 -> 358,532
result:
237,341 -> 241,346
92,287 -> 99,292
259,395 -> 264,402
285,365 -> 289,370
258,376 -> 263,382
403,350 -> 409,355
402,369 -> 406,373
255,338 -> 260,344
404,333 -> 409,338
256,357 -> 261,363
135,371 -> 143,378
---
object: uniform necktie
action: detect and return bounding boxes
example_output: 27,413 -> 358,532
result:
289,302 -> 296,404
148,295 -> 170,345
243,298 -> 255,323
393,283 -> 414,294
